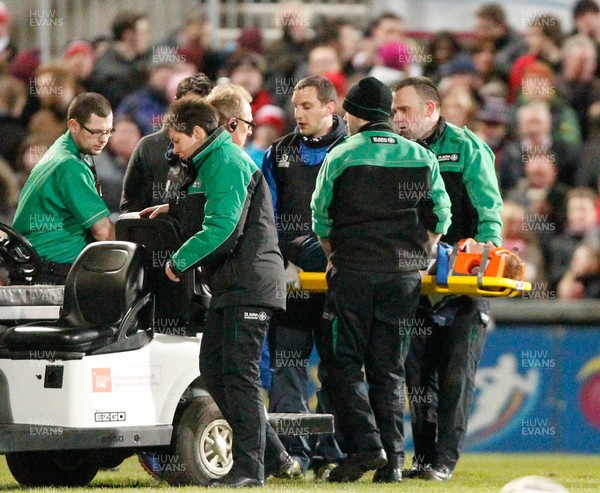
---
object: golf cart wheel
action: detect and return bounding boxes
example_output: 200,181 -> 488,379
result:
162,396 -> 233,485
6,451 -> 99,486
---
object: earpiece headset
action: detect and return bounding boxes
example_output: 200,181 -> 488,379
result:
229,118 -> 238,132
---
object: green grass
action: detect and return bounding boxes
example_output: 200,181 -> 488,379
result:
1,453 -> 599,492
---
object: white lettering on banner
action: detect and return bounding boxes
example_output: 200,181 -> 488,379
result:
92,367 -> 162,392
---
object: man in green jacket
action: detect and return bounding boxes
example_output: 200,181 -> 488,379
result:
13,92 -> 115,283
391,76 -> 503,481
148,99 -> 287,488
311,76 -> 451,483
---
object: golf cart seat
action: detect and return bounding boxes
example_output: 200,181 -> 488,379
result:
115,213 -> 209,333
0,222 -> 64,325
1,241 -> 153,357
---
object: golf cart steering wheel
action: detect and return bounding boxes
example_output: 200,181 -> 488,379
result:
0,222 -> 42,284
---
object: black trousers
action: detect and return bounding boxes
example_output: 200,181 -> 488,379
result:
316,267 -> 420,467
405,296 -> 487,470
199,305 -> 286,481
268,293 -> 344,471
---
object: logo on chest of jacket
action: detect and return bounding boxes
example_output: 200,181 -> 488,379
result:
370,136 -> 397,144
243,311 -> 268,322
436,153 -> 460,162
277,154 -> 290,167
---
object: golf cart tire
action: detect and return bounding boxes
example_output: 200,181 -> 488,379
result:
6,451 -> 99,486
162,396 -> 233,485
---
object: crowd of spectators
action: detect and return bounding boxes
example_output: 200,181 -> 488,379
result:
1,0 -> 600,298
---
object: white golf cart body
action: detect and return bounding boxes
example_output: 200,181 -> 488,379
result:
0,219 -> 333,487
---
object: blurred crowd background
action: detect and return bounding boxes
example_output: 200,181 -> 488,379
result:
1,0 -> 600,299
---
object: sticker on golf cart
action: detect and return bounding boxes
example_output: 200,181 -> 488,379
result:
92,367 -> 162,393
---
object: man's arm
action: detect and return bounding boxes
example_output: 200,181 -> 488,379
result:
417,150 -> 452,237
426,231 -> 442,255
170,157 -> 250,275
90,217 -> 115,241
261,145 -> 279,215
311,155 -> 336,239
317,237 -> 333,273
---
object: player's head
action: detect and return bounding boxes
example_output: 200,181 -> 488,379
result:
292,75 -> 336,138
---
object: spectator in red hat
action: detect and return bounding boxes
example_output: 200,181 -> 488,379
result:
245,104 -> 287,168
63,40 -> 96,90
237,27 -> 264,55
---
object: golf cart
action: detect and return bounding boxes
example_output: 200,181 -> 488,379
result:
0,217 -> 333,486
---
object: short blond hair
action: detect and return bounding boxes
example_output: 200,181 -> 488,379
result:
206,83 -> 252,125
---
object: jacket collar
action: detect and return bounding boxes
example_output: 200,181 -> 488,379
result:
189,126 -> 230,166
294,114 -> 348,148
357,120 -> 395,134
62,131 -> 89,162
422,117 -> 447,146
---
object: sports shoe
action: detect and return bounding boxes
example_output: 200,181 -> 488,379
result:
424,464 -> 452,481
265,452 -> 303,479
328,449 -> 387,483
315,463 -> 337,481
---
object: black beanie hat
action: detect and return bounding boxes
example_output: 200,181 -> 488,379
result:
343,76 -> 392,122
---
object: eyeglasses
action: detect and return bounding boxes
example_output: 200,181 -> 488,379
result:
78,120 -> 116,138
237,117 -> 256,129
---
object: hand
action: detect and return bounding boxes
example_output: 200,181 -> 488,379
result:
284,261 -> 303,290
140,204 -> 169,219
165,262 -> 180,283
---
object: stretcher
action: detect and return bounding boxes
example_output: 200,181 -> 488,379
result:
298,239 -> 532,297
298,272 -> 530,297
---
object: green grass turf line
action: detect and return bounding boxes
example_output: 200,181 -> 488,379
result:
0,453 -> 599,492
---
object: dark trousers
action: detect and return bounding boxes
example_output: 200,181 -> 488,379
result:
405,296 -> 487,470
199,305 -> 285,481
268,293 -> 344,471
316,267 -> 420,467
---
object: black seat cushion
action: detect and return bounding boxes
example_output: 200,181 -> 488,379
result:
2,323 -> 117,352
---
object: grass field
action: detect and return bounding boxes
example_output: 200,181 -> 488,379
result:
1,453 -> 599,492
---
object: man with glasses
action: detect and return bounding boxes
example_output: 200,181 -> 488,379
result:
13,92 -> 115,284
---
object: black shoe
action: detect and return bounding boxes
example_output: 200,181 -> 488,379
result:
424,464 -> 452,481
373,464 -> 402,483
209,475 -> 264,488
265,452 -> 303,479
328,450 -> 387,483
402,463 -> 429,479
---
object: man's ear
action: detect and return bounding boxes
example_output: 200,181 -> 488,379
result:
425,100 -> 436,118
67,118 -> 79,133
323,101 -> 335,117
